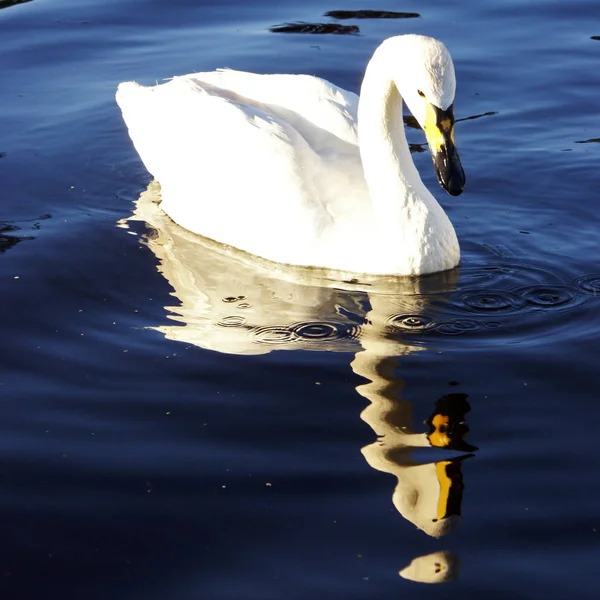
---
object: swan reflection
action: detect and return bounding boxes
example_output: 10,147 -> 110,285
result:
119,183 -> 478,582
357,348 -> 476,538
400,550 -> 460,584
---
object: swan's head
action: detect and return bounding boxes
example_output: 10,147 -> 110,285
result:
388,35 -> 466,196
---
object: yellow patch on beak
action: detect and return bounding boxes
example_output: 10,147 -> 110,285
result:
423,103 -> 455,151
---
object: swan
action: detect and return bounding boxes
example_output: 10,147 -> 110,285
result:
116,34 -> 466,276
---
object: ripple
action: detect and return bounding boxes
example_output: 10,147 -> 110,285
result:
387,313 -> 436,332
252,326 -> 297,345
515,284 -> 576,308
459,259 -> 569,289
293,322 -> 339,339
461,289 -> 524,313
215,315 -> 246,327
436,320 -> 480,336
292,320 -> 361,342
574,274 -> 600,295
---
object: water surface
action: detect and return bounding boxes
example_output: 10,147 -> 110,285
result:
1,0 -> 600,598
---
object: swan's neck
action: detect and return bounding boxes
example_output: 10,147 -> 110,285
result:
357,47 -> 458,274
358,59 -> 424,221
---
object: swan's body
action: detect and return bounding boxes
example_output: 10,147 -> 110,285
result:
117,35 -> 466,276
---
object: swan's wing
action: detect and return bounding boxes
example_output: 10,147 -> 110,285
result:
176,70 -> 367,222
184,69 -> 360,154
117,76 -> 338,263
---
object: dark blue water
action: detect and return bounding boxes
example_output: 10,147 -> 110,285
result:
2,0 -> 600,598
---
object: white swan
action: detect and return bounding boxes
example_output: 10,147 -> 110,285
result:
116,34 -> 466,276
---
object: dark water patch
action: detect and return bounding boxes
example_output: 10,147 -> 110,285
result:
0,214 -> 50,254
269,22 -> 359,34
0,152 -> 5,158
0,228 -> 28,253
324,10 -> 420,19
434,319 -> 481,336
0,0 -> 32,9
409,143 -> 426,153
404,115 -> 421,129
54,19 -> 94,25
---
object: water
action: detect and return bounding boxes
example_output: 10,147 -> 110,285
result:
2,0 -> 600,597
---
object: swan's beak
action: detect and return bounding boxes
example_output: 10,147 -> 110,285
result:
423,103 -> 466,197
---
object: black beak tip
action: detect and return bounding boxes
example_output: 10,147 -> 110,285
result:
440,170 -> 466,197
445,179 -> 466,197
433,148 -> 466,197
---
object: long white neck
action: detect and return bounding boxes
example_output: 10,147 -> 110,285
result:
356,42 -> 459,275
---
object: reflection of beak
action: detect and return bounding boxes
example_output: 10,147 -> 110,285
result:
434,456 -> 470,522
423,103 -> 466,196
426,393 -> 478,453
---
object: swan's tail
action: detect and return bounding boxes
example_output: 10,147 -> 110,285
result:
116,81 -> 167,179
115,81 -> 145,115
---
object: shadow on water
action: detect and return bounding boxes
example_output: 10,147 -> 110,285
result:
117,182 -> 598,584
270,8 -> 421,35
404,111 -> 498,130
0,0 -> 32,10
324,10 -> 420,20
0,215 -> 50,254
269,22 -> 360,35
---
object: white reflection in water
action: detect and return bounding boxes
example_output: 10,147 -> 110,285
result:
119,182 -> 477,583
399,550 -> 460,584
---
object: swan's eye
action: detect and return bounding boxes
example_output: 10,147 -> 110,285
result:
417,90 -> 425,98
